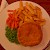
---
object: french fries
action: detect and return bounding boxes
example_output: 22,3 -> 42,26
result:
15,8 -> 22,18
8,1 -> 46,27
19,13 -> 24,21
28,3 -> 37,15
24,6 -> 33,16
24,16 -> 34,23
28,3 -> 35,10
35,20 -> 46,26
25,2 -> 35,15
22,10 -> 33,21
20,0 -> 23,10
24,6 -> 29,13
19,21 -> 23,26
36,6 -> 42,19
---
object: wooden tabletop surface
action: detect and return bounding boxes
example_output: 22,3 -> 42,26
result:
0,0 -> 50,50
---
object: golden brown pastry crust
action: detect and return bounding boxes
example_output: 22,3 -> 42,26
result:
18,22 -> 43,46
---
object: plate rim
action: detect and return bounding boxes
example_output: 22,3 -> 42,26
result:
0,1 -> 50,50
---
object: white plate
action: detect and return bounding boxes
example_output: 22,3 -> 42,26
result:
0,1 -> 50,50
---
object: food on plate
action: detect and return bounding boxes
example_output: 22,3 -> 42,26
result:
5,26 -> 19,44
25,2 -> 35,14
5,1 -> 46,46
18,22 -> 42,46
35,6 -> 42,19
6,13 -> 20,29
7,1 -> 46,27
20,0 -> 23,10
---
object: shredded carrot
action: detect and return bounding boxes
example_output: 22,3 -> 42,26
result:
8,10 -> 15,12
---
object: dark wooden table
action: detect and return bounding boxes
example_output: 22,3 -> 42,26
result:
0,0 -> 50,50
